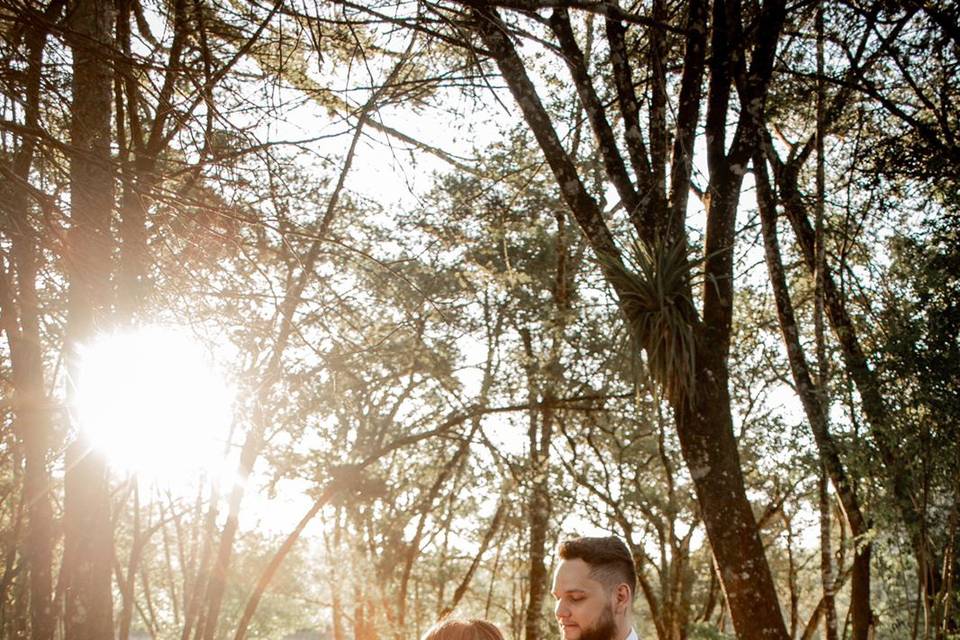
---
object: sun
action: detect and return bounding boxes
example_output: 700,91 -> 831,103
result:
75,326 -> 234,482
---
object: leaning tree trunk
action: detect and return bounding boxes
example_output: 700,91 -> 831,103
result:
773,151 -> 920,549
61,0 -> 117,639
755,150 -> 874,640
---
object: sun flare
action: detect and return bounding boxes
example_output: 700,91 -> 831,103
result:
75,326 -> 234,482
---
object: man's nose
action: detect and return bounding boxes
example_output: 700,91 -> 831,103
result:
554,601 -> 568,620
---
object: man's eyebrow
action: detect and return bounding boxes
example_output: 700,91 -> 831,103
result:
552,588 -> 587,597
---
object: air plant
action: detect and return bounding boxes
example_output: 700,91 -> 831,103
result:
602,236 -> 701,406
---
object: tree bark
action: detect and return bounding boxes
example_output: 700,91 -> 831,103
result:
231,485 -> 337,640
330,509 -> 346,640
62,1 -> 117,639
813,14 -> 841,633
0,446 -> 26,637
819,468 -> 839,640
523,207 -> 571,640
672,350 -> 788,640
181,484 -> 218,640
0,4 -> 63,639
773,154 -> 914,517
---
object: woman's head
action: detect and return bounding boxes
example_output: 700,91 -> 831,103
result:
421,618 -> 504,640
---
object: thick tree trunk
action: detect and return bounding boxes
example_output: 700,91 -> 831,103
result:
470,4 -> 789,638
852,542 -> 873,640
673,343 -> 789,640
62,0 -> 117,639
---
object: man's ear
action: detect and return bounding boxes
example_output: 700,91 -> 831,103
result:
613,583 -> 631,614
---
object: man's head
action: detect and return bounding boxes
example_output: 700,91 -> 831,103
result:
551,536 -> 636,640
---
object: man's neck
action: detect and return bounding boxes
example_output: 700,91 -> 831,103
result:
616,627 -> 636,640
613,620 -> 635,640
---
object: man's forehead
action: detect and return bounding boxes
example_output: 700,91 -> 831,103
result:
552,558 -> 602,592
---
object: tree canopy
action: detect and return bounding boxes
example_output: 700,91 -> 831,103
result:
0,0 -> 957,639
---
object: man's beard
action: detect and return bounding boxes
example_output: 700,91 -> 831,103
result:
572,604 -> 617,640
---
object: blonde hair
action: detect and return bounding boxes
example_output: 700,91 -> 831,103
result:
421,618 -> 505,640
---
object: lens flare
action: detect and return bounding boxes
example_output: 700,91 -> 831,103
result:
75,326 -> 234,482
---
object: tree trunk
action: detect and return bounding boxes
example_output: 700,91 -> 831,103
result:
819,468 -> 839,640
469,3 -> 789,638
522,207 -> 569,640
815,15 -> 838,636
331,509 -> 346,640
5,80 -> 57,640
0,4 -> 63,637
398,443 -> 470,631
181,484 -> 218,640
117,481 -> 142,640
0,453 -> 25,637
195,425 -> 260,640
522,352 -> 551,640
115,0 -> 189,316
232,485 -> 337,640
442,498 -> 509,617
773,153 -> 918,537
672,348 -> 789,640
62,0 -> 117,638
755,147 -> 874,640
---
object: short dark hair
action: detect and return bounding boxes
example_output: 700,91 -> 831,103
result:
421,618 -> 504,640
557,536 -> 637,599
